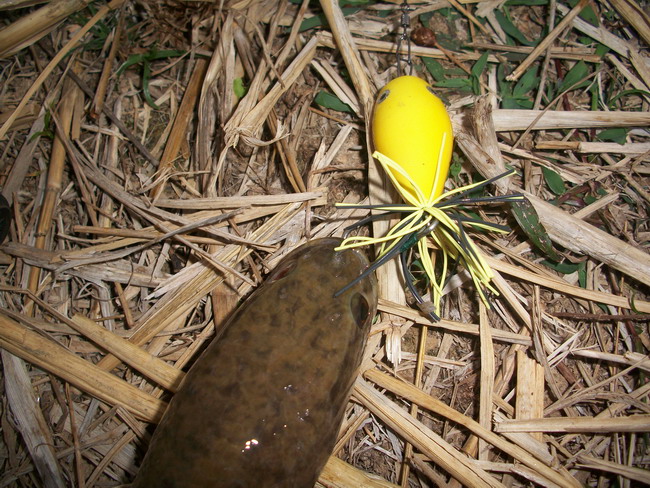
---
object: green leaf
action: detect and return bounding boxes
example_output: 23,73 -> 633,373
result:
511,199 -> 560,260
513,67 -> 539,98
449,159 -> 462,179
141,60 -> 159,109
495,9 -> 535,46
418,11 -> 435,24
437,7 -> 462,20
595,43 -> 610,57
590,82 -> 599,111
116,49 -> 185,76
436,36 -> 464,52
445,67 -> 469,77
314,90 -> 352,113
556,60 -> 590,93
583,187 -> 609,205
608,88 -> 650,109
29,108 -> 54,141
541,166 -> 566,195
498,63 -> 537,108
541,259 -> 581,274
584,194 -> 597,205
567,0 -> 599,26
117,54 -> 148,76
44,109 -> 52,130
30,129 -> 54,141
578,261 -> 587,288
621,194 -> 634,205
233,78 -> 247,98
577,35 -> 594,46
147,48 -> 186,61
471,51 -> 489,79
471,76 -> 480,95
434,78 -> 472,89
422,57 -> 445,81
596,127 -> 628,144
299,13 -> 327,31
70,7 -> 117,52
501,95 -> 534,109
470,52 -> 489,94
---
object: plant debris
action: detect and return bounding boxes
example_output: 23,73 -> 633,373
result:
0,0 -> 649,486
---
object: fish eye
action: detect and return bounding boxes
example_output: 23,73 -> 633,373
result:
350,293 -> 370,328
376,89 -> 390,104
268,260 -> 297,282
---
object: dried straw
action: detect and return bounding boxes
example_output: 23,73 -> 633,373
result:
0,0 -> 648,486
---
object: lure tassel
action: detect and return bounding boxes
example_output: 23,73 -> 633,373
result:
336,76 -> 522,319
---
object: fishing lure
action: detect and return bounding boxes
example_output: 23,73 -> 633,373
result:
373,76 -> 453,202
335,75 -> 521,320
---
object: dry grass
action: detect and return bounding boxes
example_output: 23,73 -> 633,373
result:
0,0 -> 649,486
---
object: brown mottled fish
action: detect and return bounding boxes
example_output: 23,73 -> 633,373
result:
132,238 -> 378,488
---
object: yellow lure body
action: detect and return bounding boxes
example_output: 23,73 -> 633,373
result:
372,75 -> 453,202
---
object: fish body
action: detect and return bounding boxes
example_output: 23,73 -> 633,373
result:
132,238 -> 377,487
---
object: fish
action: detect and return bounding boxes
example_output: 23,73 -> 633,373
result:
132,237 -> 378,488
